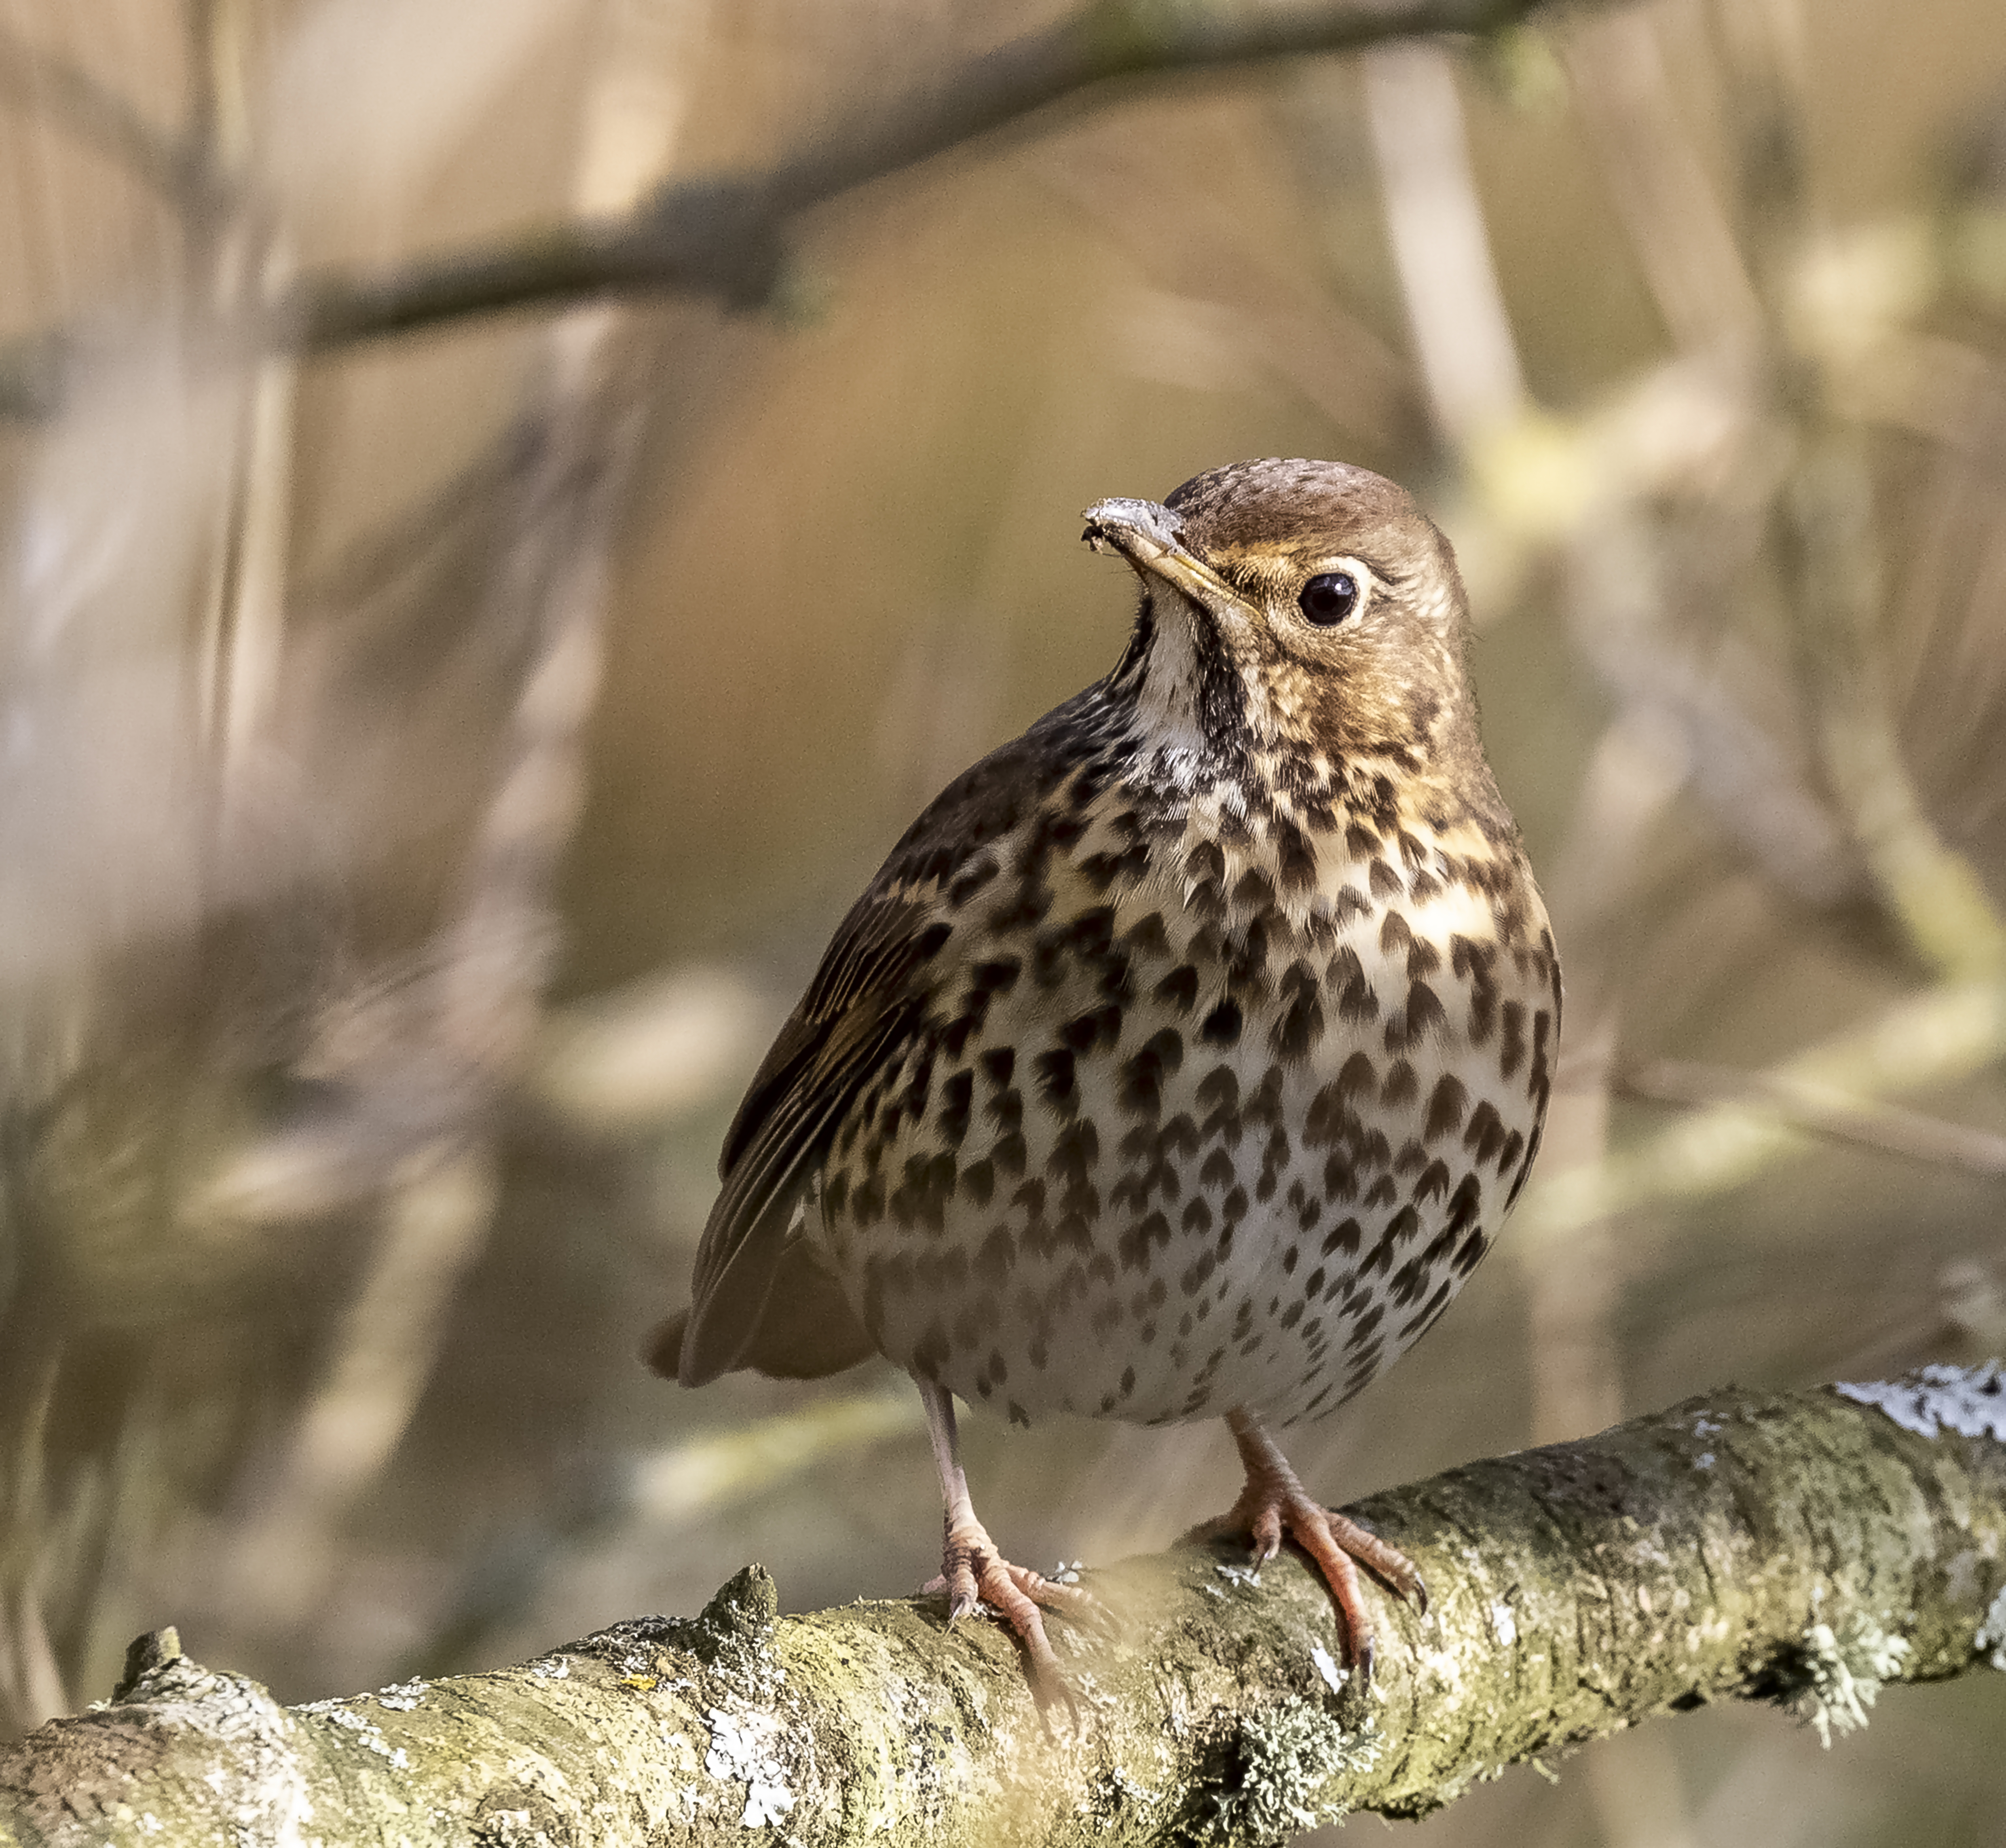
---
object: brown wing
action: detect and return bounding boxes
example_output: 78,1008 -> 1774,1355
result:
670,892 -> 953,1387
666,689 -> 1102,1388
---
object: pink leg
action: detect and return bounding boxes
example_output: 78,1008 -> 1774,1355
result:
916,1377 -> 1093,1705
1189,1407 -> 1428,1682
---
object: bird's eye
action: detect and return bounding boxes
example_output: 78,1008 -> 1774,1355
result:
1299,571 -> 1359,626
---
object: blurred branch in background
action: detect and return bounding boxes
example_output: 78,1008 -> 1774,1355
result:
0,0 -> 1583,406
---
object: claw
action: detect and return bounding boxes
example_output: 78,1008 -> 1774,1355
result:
932,1518 -> 1095,1710
1197,1408 -> 1428,1675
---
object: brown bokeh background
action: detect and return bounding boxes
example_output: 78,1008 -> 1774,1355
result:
2,0 -> 2005,1841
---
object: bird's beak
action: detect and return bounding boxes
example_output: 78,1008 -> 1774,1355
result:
1080,497 -> 1246,622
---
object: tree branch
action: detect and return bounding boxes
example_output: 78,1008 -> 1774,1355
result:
3,1370 -> 2002,1845
0,0 -> 1568,418
286,0 -> 1552,350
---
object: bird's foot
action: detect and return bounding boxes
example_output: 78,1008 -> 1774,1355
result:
925,1515 -> 1096,1708
1189,1416 -> 1427,1685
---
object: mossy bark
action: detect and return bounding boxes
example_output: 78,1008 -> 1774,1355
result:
3,1374 -> 2002,1846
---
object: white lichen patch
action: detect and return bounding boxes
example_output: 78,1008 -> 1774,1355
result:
1214,1563 -> 1263,1590
1489,1602 -> 1517,1648
529,1655 -> 571,1680
1836,1361 -> 2006,1441
1694,1452 -> 1715,1470
1193,1702 -> 1381,1842
703,1704 -> 796,1828
1975,1584 -> 2006,1671
317,1704 -> 410,1769
372,1679 -> 428,1711
1781,1618 -> 1912,1747
1310,1642 -> 1347,1694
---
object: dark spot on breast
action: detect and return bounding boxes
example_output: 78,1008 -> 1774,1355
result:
1154,964 -> 1199,1013
1411,1159 -> 1451,1203
1444,1171 -> 1482,1233
1387,981 -> 1447,1051
1200,998 -> 1243,1046
1275,822 -> 1317,891
1304,1068 -> 1367,1147
1499,1001 -> 1527,1079
1224,918 -> 1270,1000
1061,1006 -> 1123,1055
1506,1122 -> 1543,1208
1232,867 -> 1276,912
938,1069 -> 974,1145
1328,946 -> 1378,1024
1322,1217 -> 1362,1256
1330,885 -> 1369,924
1035,1047 -> 1078,1113
1118,1212 -> 1172,1271
1380,912 -> 1414,956
981,1047 -> 1016,1088
1187,840 -> 1226,885
1424,1074 -> 1468,1142
1468,980 -> 1497,1046
1118,1027 -> 1184,1116
1369,858 -> 1402,899
1346,824 -> 1378,858
1381,1059 -> 1419,1108
1269,961 -> 1324,1063
1125,911 -> 1171,958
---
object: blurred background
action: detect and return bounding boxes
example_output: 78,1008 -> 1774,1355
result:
2,0 -> 2005,1840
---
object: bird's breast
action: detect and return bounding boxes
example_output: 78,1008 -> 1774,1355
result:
816,753 -> 1558,1429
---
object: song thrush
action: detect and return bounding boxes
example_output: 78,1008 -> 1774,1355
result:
651,458 -> 1558,1698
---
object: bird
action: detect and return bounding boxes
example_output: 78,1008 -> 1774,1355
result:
650,457 -> 1558,1700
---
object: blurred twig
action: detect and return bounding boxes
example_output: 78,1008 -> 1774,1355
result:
1617,1056 -> 2006,1180
1363,36 -> 1526,446
1519,977 -> 2006,1251
0,21 -> 206,205
0,0 -> 1591,415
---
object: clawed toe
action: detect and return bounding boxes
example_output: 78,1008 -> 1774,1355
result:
932,1520 -> 1097,1708
1205,1408 -> 1429,1681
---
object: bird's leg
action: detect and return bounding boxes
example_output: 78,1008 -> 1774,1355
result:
915,1376 -> 1091,1703
1189,1406 -> 1429,1683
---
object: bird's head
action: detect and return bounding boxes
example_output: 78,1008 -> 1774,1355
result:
1083,458 -> 1481,779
